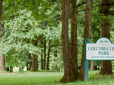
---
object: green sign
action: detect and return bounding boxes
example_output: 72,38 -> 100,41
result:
84,37 -> 114,81
86,37 -> 114,60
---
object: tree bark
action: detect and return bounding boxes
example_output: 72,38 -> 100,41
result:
44,39 -> 46,70
0,54 -> 5,70
29,61 -> 32,70
69,0 -> 78,81
41,53 -> 44,70
46,40 -> 51,70
30,54 -> 38,71
9,66 -> 13,72
79,0 -> 91,81
90,61 -> 95,70
60,0 -> 70,83
41,40 -> 44,70
0,0 -> 5,71
100,0 -> 113,75
0,0 -> 2,19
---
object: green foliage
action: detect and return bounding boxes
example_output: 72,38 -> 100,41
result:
2,0 -> 114,72
93,61 -> 101,67
111,61 -> 114,70
2,1 -> 62,68
2,9 -> 41,67
49,47 -> 63,71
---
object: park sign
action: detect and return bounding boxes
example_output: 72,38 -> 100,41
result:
86,37 -> 114,60
84,37 -> 114,81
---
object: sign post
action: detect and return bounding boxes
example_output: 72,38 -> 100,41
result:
84,38 -> 89,81
84,37 -> 114,81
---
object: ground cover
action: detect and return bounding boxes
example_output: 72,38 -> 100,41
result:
0,71 -> 114,85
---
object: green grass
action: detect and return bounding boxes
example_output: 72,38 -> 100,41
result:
0,71 -> 114,85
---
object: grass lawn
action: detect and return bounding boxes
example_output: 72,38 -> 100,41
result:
0,70 -> 114,85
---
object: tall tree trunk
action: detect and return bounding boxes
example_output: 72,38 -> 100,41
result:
0,54 -> 5,70
46,40 -> 51,70
60,0 -> 70,83
29,61 -> 32,70
41,40 -> 44,70
30,54 -> 38,71
79,0 -> 91,81
90,61 -> 95,70
9,66 -> 13,72
41,52 -> 44,70
44,39 -> 46,70
69,0 -> 78,81
100,0 -> 113,75
0,0 -> 5,71
0,0 -> 2,19
30,39 -> 39,71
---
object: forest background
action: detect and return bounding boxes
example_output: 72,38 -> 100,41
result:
0,0 -> 114,83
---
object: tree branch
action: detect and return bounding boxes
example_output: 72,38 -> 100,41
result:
76,1 -> 86,8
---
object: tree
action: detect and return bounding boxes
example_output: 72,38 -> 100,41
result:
41,40 -> 44,70
60,0 -> 79,83
2,0 -> 63,72
100,0 -> 113,75
44,39 -> 46,70
30,54 -> 38,71
60,0 -> 70,83
69,0 -> 78,81
2,9 -> 42,72
30,40 -> 38,71
80,0 -> 91,81
46,40 -> 51,70
0,0 -> 5,71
